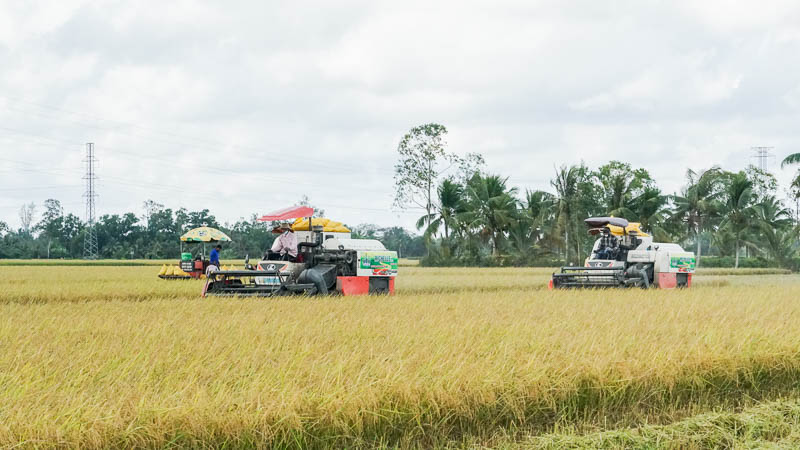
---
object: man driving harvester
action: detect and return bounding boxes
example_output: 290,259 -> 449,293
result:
267,222 -> 298,261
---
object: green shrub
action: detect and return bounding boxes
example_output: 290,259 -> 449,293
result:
700,256 -> 777,268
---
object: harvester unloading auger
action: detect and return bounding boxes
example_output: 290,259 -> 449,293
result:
550,217 -> 696,289
202,206 -> 398,297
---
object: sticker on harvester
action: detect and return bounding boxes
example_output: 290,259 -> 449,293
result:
670,255 -> 696,272
358,251 -> 398,277
255,276 -> 281,285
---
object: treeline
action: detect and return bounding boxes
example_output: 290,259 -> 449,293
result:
4,122 -> 800,269
394,124 -> 800,269
0,200 -> 425,260
414,163 -> 799,269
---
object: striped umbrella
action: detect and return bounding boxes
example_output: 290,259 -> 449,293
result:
180,227 -> 232,243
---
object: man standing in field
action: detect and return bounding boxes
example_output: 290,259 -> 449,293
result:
209,244 -> 222,271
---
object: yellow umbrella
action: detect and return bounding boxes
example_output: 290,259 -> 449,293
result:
180,227 -> 232,243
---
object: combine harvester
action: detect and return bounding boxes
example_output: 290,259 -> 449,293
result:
203,206 -> 398,297
158,226 -> 233,280
550,217 -> 696,289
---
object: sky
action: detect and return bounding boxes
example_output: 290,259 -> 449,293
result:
1,0 -> 800,231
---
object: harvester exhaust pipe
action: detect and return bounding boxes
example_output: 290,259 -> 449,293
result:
312,225 -> 324,245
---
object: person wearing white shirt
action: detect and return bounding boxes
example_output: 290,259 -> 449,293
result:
269,223 -> 298,260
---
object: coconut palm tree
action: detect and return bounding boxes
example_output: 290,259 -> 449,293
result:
524,189 -> 556,243
629,187 -> 671,241
416,179 -> 463,241
718,172 -> 755,269
508,190 -> 556,263
671,167 -> 723,267
595,162 -> 640,219
781,152 -> 800,168
551,165 -> 580,263
604,174 -> 636,218
755,195 -> 793,229
752,195 -> 795,263
459,174 -> 518,256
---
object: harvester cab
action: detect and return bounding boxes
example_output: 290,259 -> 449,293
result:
202,206 -> 398,297
550,217 -> 696,289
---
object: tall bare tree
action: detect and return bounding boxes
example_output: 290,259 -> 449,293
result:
18,202 -> 36,235
393,124 -> 452,228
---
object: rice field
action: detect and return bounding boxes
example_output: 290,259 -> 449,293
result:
1,264 -> 799,448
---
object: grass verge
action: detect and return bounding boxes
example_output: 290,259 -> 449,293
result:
516,398 -> 800,449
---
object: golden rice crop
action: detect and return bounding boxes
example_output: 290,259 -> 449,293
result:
694,267 -> 792,276
0,265 -> 784,304
0,266 -> 799,448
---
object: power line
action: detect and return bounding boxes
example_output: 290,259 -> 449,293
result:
0,122 -> 416,219
0,101 -> 396,176
0,185 -> 82,192
1,97 -> 221,148
0,155 -> 416,214
0,124 -> 86,150
0,134 -> 393,200
0,155 -> 80,178
0,124 -> 394,192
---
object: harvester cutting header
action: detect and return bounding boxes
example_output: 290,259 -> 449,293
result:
550,217 -> 696,289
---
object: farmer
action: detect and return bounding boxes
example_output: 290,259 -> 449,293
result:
209,244 -> 222,270
268,222 -> 298,261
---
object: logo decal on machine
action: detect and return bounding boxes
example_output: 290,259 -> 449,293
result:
669,256 -> 696,271
358,251 -> 398,276
591,262 -> 613,268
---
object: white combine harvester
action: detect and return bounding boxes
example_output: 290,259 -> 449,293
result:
203,206 -> 398,297
550,217 -> 696,289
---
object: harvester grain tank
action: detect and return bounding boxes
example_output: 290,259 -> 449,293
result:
202,206 -> 398,297
550,217 -> 696,289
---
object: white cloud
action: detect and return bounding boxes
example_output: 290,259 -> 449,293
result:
784,84 -> 800,110
1,0 -> 799,230
570,51 -> 743,113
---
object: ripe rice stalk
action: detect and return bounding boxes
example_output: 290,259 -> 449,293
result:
0,267 -> 799,447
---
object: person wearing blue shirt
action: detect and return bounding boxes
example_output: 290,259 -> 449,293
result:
209,244 -> 222,268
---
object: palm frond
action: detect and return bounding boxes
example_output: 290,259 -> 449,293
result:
781,153 -> 800,169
